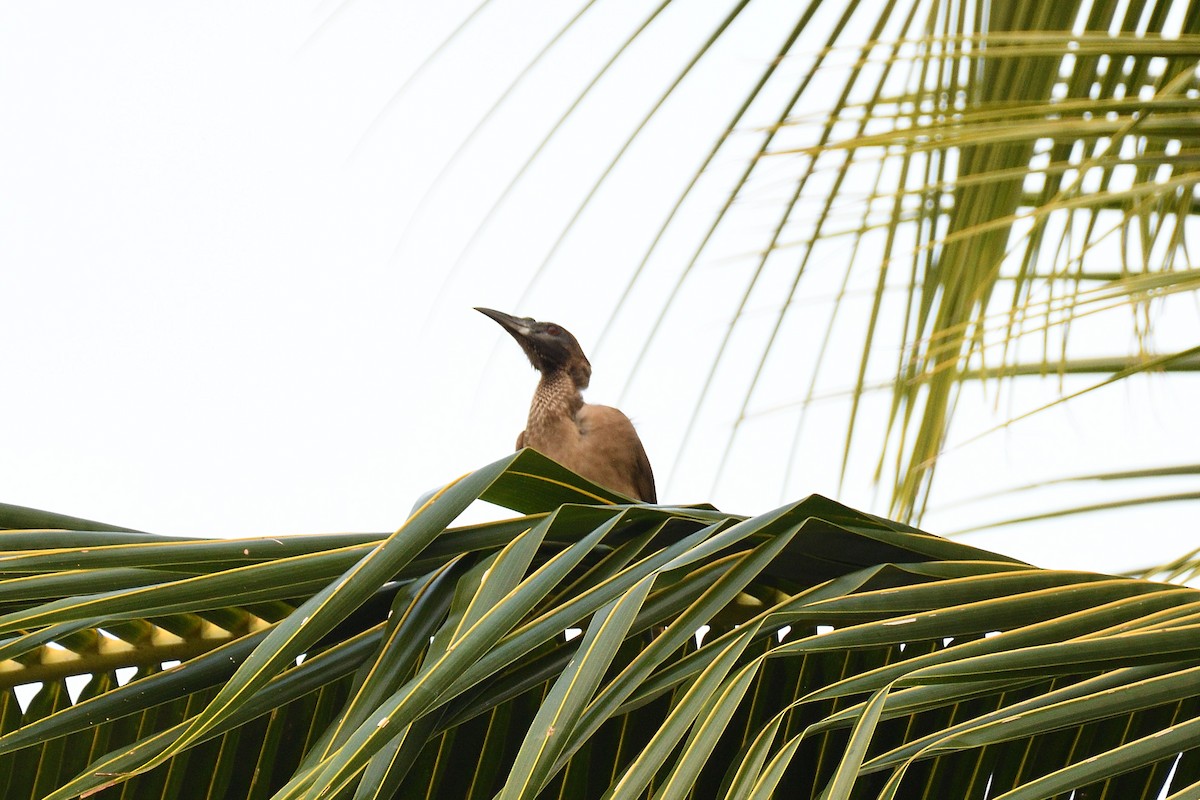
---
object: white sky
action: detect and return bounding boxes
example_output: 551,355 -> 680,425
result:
3,1 -> 1198,576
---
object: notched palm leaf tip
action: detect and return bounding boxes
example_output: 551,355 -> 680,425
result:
476,307 -> 657,503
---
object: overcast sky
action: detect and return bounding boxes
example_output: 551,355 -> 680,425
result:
3,2 -> 1198,576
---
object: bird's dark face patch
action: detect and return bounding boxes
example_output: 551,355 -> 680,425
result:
476,307 -> 592,389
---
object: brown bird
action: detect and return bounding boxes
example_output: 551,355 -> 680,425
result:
477,308 -> 656,503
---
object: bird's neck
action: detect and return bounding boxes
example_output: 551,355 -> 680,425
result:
527,369 -> 584,434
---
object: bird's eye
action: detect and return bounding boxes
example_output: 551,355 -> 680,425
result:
545,324 -> 562,336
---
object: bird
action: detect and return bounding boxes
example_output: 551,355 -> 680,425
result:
476,307 -> 656,503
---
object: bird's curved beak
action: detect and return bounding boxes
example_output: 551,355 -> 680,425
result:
475,307 -> 533,338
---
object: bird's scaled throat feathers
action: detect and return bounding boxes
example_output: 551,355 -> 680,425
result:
527,370 -> 585,437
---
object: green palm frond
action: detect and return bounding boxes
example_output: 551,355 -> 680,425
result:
428,0 -> 1200,531
5,453 -> 1200,798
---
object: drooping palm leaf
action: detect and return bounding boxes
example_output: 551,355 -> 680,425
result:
4,452 -> 1200,798
421,0 -> 1200,534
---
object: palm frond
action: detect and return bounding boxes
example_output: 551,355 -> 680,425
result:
421,0 -> 1200,535
5,453 -> 1200,797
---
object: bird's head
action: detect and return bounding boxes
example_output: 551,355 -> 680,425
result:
476,307 -> 592,389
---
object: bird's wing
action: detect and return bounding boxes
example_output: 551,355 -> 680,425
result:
631,436 -> 657,503
515,430 -> 526,450
578,404 -> 657,503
